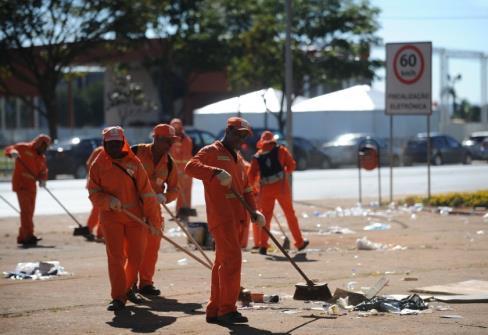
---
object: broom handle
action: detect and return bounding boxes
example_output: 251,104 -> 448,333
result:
230,187 -> 314,286
0,194 -> 20,214
273,213 -> 288,237
160,202 -> 213,268
121,209 -> 212,270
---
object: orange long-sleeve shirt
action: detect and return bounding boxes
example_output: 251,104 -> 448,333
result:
5,143 -> 48,192
86,146 -> 104,169
248,143 -> 296,186
170,134 -> 193,169
185,141 -> 256,230
87,150 -> 162,228
132,144 -> 178,203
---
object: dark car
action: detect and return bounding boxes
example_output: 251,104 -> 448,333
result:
185,128 -> 217,155
278,136 -> 330,170
46,137 -> 102,179
403,133 -> 471,166
320,133 -> 401,168
462,131 -> 488,160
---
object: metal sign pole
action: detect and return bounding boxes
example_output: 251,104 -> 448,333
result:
378,146 -> 382,206
427,115 -> 431,199
358,155 -> 362,204
389,115 -> 393,203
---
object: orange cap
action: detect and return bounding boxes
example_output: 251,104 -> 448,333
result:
227,117 -> 252,135
257,130 -> 276,149
170,118 -> 183,126
102,126 -> 124,142
152,124 -> 178,140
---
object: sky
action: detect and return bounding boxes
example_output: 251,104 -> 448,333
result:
369,0 -> 488,104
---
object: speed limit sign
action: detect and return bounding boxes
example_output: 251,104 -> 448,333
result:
386,42 -> 432,115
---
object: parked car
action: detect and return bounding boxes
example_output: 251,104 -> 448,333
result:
217,127 -> 328,170
185,128 -> 217,155
46,137 -> 102,179
320,133 -> 401,168
462,131 -> 488,160
403,133 -> 471,166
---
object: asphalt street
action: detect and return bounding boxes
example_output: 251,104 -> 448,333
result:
0,164 -> 486,217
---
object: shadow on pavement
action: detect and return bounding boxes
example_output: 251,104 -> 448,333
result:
220,323 -> 289,335
140,296 -> 205,316
107,306 -> 176,333
18,244 -> 56,249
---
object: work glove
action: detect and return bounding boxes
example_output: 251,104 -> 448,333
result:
252,210 -> 266,227
9,150 -> 19,159
109,196 -> 122,211
216,169 -> 232,187
156,193 -> 166,204
148,223 -> 162,237
39,180 -> 47,188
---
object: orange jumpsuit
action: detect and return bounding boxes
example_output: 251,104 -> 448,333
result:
133,144 -> 178,288
170,133 -> 193,212
88,148 -> 162,303
238,159 -> 260,248
5,138 -> 48,243
185,140 -> 256,318
85,146 -> 104,238
248,143 -> 305,249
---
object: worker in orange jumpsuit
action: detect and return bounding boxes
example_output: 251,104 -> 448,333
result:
131,123 -> 178,296
85,146 -> 104,240
185,117 -> 265,324
248,131 -> 309,255
169,118 -> 193,217
5,134 -> 51,246
88,126 -> 162,311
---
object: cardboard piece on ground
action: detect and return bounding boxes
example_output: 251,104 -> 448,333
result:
411,280 -> 488,296
365,276 -> 389,300
332,288 -> 368,306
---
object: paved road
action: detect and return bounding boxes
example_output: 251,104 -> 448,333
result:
0,164 -> 486,217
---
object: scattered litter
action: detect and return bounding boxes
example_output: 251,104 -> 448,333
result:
440,314 -> 463,319
301,212 -> 309,219
336,297 -> 355,311
346,281 -> 358,290
403,277 -> 418,281
166,227 -> 184,237
357,309 -> 381,317
319,226 -> 356,235
435,305 -> 453,311
281,309 -> 299,314
354,294 -> 428,313
356,237 -> 385,250
365,276 -> 389,300
476,230 -> 484,235
177,258 -> 188,266
327,304 -> 346,315
438,207 -> 453,216
4,261 -> 68,280
363,222 -> 391,231
484,213 -> 488,222
332,288 -> 367,306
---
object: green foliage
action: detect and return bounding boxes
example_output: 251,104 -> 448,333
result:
402,190 -> 488,208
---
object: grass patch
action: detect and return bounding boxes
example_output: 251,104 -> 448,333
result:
403,190 -> 488,208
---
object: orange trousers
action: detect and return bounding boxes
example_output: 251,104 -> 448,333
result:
238,219 -> 260,249
176,174 -> 192,212
258,181 -> 304,249
16,189 -> 36,243
206,220 -> 242,318
101,220 -> 146,302
138,232 -> 161,288
87,206 -> 103,238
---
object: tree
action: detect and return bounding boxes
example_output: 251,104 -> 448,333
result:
0,0 -> 121,139
107,65 -> 157,126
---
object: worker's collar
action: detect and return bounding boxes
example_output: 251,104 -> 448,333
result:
220,141 -> 237,162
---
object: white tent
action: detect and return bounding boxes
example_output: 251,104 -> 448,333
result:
292,85 -> 384,112
193,85 -> 439,142
193,88 -> 305,135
